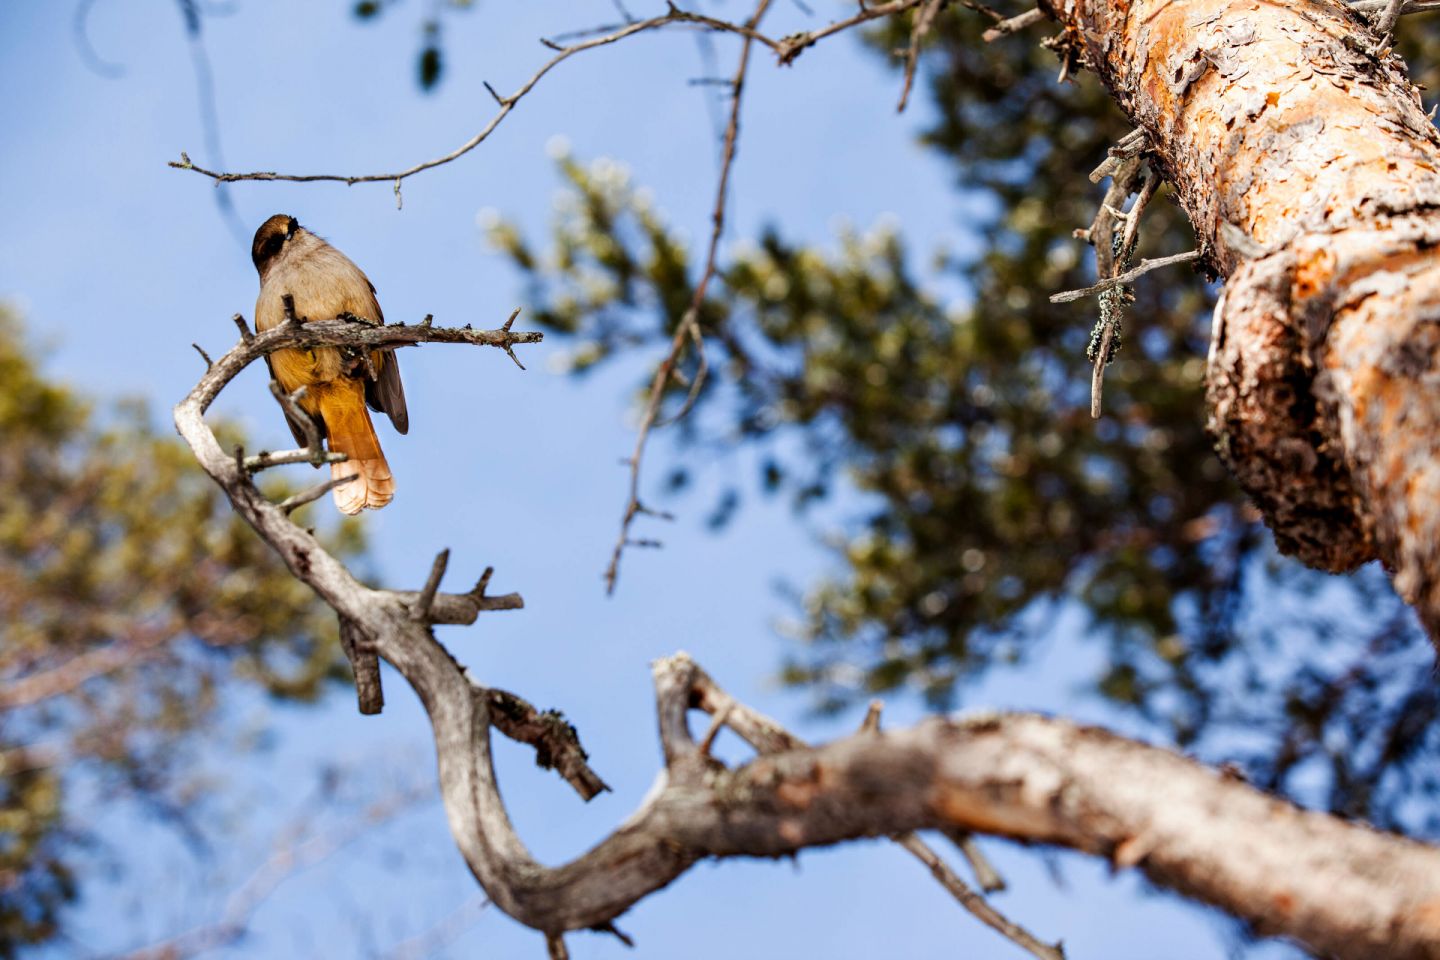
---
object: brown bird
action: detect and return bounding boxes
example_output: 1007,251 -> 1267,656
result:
251,214 -> 408,515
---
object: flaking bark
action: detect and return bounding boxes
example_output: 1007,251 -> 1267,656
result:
1042,0 -> 1440,639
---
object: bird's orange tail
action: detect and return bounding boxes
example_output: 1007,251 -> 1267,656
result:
315,381 -> 394,515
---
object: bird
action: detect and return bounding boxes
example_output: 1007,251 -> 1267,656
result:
251,214 -> 408,515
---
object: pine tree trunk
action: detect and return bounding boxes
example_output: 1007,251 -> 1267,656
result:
1043,0 -> 1440,639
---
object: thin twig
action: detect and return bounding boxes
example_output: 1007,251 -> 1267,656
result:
1372,0 -> 1407,38
169,3 -> 931,190
896,833 -> 1064,960
192,342 -> 213,370
898,0 -> 945,112
189,315 -> 541,419
115,782 -> 428,959
775,0 -> 929,63
415,549 -> 451,621
1077,156 -> 1146,418
339,616 -> 384,716
170,11 -> 775,189
681,662 -> 1058,959
1348,0 -> 1440,14
1050,249 -> 1201,303
483,688 -> 611,799
943,828 -> 1008,893
471,566 -> 495,599
262,381 -> 330,468
603,0 -> 775,595
982,7 -> 1044,42
232,312 -> 254,344
278,474 -> 355,515
697,702 -> 733,756
1117,167 -> 1161,265
245,447 -> 347,472
1088,128 -> 1147,183
590,920 -> 635,948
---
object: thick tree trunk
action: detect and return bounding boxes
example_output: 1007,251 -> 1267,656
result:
1042,0 -> 1440,638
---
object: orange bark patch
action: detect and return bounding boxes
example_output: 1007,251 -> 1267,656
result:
1293,246 -> 1336,302
776,779 -> 819,810
931,784 -> 1060,841
1414,897 -> 1440,935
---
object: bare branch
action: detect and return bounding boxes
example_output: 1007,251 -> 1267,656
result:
168,2 -> 943,193
1050,249 -> 1202,303
414,548 -> 451,622
173,305 -> 1440,957
859,699 -> 884,733
1370,0 -> 1409,36
1087,127 -> 1147,183
483,688 -> 611,800
279,474 -> 354,515
775,0 -> 929,64
603,0 -> 775,595
231,312 -> 253,344
982,7 -> 1045,42
245,447 -> 346,472
943,828 -> 1008,893
895,833 -> 1062,960
898,0 -> 945,112
1348,0 -> 1440,14
339,617 -> 383,716
188,314 -> 540,418
167,10 -> 780,190
682,659 -> 1050,957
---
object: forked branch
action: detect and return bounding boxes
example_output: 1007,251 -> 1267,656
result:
175,319 -> 1440,958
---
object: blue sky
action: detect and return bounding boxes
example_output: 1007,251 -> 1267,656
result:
1,1 -> 1303,957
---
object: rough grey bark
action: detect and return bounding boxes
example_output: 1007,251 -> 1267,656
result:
173,316 -> 1440,959
1041,0 -> 1440,639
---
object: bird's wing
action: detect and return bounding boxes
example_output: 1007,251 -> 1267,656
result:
361,277 -> 410,435
367,350 -> 410,435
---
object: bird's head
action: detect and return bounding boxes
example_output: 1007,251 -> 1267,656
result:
251,214 -> 302,276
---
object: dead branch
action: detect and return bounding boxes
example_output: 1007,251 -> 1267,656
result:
1348,0 -> 1440,20
603,0 -> 774,595
174,297 -> 1440,959
166,1 -> 936,192
898,0 -> 946,112
1050,248 -> 1201,303
686,663 -> 1054,957
982,7 -> 1045,42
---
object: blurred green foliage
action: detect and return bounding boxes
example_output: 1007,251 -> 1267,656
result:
0,308 -> 364,954
480,8 -> 1440,833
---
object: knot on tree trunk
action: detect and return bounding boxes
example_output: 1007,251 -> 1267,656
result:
1205,244 -> 1372,572
1207,214 -> 1440,591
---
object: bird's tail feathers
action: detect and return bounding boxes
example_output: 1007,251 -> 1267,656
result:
317,383 -> 394,515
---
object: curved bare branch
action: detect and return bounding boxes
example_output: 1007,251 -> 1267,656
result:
174,317 -> 1440,959
165,2 -> 935,192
